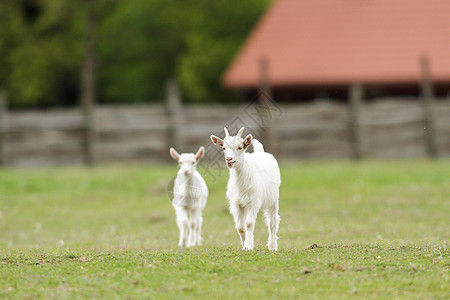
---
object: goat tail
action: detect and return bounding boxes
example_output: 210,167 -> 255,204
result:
252,139 -> 265,152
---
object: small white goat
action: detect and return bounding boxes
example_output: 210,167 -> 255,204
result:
210,127 -> 281,251
169,146 -> 208,247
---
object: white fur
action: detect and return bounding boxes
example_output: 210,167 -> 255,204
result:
169,147 -> 208,247
210,127 -> 281,251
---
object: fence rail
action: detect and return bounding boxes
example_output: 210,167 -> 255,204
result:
0,95 -> 449,166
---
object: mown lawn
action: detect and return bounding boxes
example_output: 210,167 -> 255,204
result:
0,160 -> 448,299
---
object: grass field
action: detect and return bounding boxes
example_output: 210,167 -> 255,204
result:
0,160 -> 449,299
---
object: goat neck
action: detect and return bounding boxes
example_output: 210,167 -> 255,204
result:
229,155 -> 252,183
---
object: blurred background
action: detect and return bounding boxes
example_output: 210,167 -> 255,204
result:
0,0 -> 449,166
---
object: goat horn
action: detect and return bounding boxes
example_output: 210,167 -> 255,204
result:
224,127 -> 230,137
237,127 -> 245,138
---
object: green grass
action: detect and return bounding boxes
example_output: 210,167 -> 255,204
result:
0,160 -> 448,299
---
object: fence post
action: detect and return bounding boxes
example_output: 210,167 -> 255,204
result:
349,84 -> 364,159
420,56 -> 438,158
0,92 -> 7,166
82,103 -> 96,166
166,79 -> 182,151
80,0 -> 98,166
258,56 -> 275,153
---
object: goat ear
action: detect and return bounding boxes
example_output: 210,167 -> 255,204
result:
210,135 -> 224,147
243,134 -> 252,149
169,148 -> 180,161
195,146 -> 205,161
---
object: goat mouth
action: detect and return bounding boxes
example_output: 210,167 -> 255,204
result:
227,161 -> 236,168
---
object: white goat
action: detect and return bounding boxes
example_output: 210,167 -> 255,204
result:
210,127 -> 281,251
169,146 -> 208,247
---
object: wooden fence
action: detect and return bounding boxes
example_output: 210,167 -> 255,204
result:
0,92 -> 449,166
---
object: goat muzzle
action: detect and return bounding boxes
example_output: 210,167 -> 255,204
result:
226,159 -> 236,168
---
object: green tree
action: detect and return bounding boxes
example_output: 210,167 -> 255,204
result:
178,0 -> 270,103
0,0 -> 270,107
98,0 -> 193,103
0,0 -> 84,107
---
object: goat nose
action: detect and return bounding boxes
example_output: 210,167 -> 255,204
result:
226,157 -> 232,162
184,170 -> 189,176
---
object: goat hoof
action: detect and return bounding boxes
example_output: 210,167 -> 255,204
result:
268,243 -> 278,251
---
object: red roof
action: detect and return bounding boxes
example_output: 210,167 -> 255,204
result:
223,0 -> 450,88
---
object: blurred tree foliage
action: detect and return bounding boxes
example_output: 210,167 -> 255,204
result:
0,0 -> 270,107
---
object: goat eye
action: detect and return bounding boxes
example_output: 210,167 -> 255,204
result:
237,147 -> 242,150
222,147 -> 226,150
191,162 -> 195,165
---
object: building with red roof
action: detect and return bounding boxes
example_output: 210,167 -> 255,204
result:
223,0 -> 450,100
